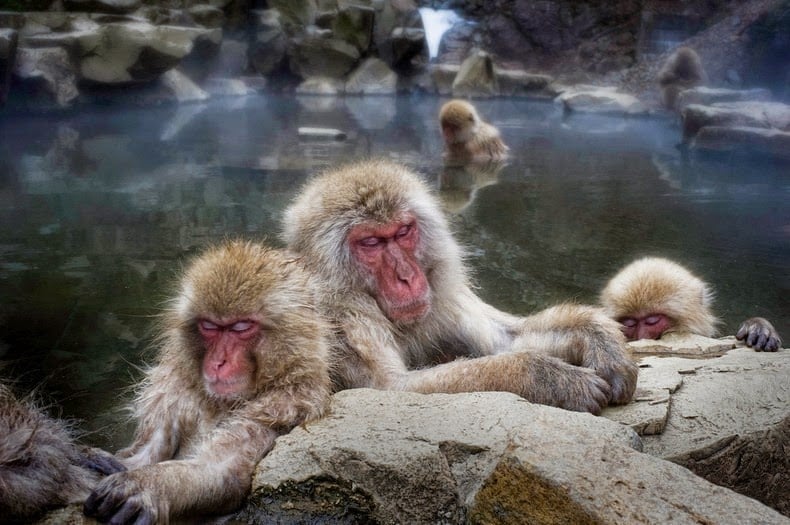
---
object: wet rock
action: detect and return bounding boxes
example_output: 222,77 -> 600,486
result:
160,68 -> 208,102
452,49 -> 497,98
0,28 -> 17,105
345,57 -> 397,95
269,0 -> 315,34
287,34 -> 360,80
676,86 -> 773,110
389,26 -> 427,69
495,68 -> 556,98
331,4 -> 375,53
14,46 -> 79,107
187,5 -> 224,29
235,389 -> 786,525
63,0 -> 140,15
430,63 -> 459,95
203,77 -> 255,97
556,85 -> 647,116
297,127 -> 347,140
693,125 -> 790,161
295,76 -> 344,95
249,9 -> 286,76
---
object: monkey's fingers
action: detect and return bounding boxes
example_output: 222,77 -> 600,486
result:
555,368 -> 611,415
84,474 -> 157,525
79,446 -> 127,475
736,317 -> 782,352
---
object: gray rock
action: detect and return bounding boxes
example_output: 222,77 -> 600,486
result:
452,49 -> 497,98
389,26 -> 427,69
288,35 -> 360,79
676,86 -> 773,110
187,5 -> 224,29
332,4 -> 375,53
0,28 -> 17,105
297,127 -> 347,140
693,125 -> 790,160
236,389 -> 786,525
431,63 -> 460,95
14,46 -> 79,107
495,68 -> 555,98
269,0 -> 316,34
682,100 -> 790,140
295,76 -> 344,95
556,85 -> 647,115
160,68 -> 208,102
249,9 -> 286,76
345,57 -> 397,95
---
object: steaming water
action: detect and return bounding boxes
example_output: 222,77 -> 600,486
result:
0,94 -> 787,450
419,8 -> 462,59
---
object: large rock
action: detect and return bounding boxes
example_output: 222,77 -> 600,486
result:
495,68 -> 556,98
287,33 -> 360,80
452,49 -> 497,98
344,57 -> 397,95
556,85 -> 647,116
249,9 -> 286,76
604,340 -> 790,516
234,389 -> 786,525
331,4 -> 375,53
76,21 -> 220,84
0,28 -> 17,105
14,46 -> 79,107
676,86 -> 773,110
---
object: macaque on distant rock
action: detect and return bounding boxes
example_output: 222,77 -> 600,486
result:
658,46 -> 707,111
439,99 -> 509,162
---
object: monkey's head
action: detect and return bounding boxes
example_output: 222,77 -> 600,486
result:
283,159 -> 467,325
170,241 -> 325,402
439,99 -> 480,145
600,256 -> 719,341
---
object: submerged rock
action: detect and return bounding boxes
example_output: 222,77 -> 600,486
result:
556,85 -> 648,116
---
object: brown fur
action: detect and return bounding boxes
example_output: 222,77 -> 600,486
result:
658,47 -> 707,110
84,241 -> 333,524
439,99 -> 509,162
283,159 -> 637,414
0,383 -> 121,521
601,256 -> 782,350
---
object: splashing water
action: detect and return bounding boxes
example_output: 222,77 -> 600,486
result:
418,8 -> 462,59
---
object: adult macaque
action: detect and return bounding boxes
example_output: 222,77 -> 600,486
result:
600,257 -> 782,351
0,382 -> 123,521
84,241 -> 332,524
283,159 -> 637,415
658,46 -> 707,111
439,99 -> 509,162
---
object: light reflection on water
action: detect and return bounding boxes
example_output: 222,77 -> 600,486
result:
0,94 -> 787,450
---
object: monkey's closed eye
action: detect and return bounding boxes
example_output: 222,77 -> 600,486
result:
358,237 -> 382,248
230,321 -> 254,332
199,320 -> 219,331
620,318 -> 637,328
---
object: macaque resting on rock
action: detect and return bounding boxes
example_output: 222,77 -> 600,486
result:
84,241 -> 332,524
600,256 -> 782,351
439,99 -> 509,162
283,159 -> 637,415
0,382 -> 123,522
658,46 -> 707,111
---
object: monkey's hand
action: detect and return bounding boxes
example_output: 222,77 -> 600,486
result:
736,317 -> 782,352
84,471 -> 162,525
522,355 -> 612,415
79,446 -> 127,476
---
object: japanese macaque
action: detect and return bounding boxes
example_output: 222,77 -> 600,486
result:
84,241 -> 332,524
439,99 -> 509,162
282,159 -> 637,415
658,46 -> 707,111
0,382 -> 123,522
600,257 -> 782,351
438,159 -> 505,213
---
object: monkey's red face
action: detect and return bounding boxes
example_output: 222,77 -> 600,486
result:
618,313 -> 673,341
198,319 -> 259,399
349,215 -> 431,323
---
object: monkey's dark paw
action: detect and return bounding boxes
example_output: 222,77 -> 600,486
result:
598,360 -> 639,405
736,317 -> 782,352
84,473 -> 159,525
79,446 -> 127,475
562,368 -> 611,415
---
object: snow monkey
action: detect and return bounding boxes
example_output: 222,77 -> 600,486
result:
0,382 -> 123,522
658,46 -> 707,111
84,241 -> 333,524
282,159 -> 637,415
439,99 -> 509,161
600,256 -> 782,351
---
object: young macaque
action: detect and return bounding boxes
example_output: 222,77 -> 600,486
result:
439,99 -> 509,162
283,159 -> 637,415
658,46 -> 707,111
0,382 -> 123,522
600,256 -> 782,351
84,241 -> 332,524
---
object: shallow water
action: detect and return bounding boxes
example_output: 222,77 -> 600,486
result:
0,94 -> 787,449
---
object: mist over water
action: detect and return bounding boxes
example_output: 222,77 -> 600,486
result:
0,94 -> 787,450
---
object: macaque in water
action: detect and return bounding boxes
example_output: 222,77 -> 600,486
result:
658,46 -> 707,111
600,257 -> 782,351
439,99 -> 509,162
438,160 -> 505,213
283,159 -> 637,415
84,241 -> 332,524
0,382 -> 123,522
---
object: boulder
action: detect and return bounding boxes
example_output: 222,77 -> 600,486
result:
160,68 -> 208,102
0,28 -> 17,105
248,9 -> 286,76
268,0 -> 316,34
388,26 -> 427,69
495,68 -> 556,98
295,76 -> 344,95
693,125 -> 790,160
234,389 -> 786,524
676,86 -> 773,110
344,57 -> 397,95
187,5 -> 224,29
604,341 -> 789,516
76,22 -> 220,84
287,34 -> 360,80
430,63 -> 459,95
14,46 -> 79,107
331,4 -> 375,53
556,85 -> 647,116
452,49 -> 497,98
682,101 -> 790,140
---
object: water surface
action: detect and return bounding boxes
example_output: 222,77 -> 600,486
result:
0,95 -> 787,449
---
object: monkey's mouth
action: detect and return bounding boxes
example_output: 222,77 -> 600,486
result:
204,376 -> 248,399
387,299 -> 431,324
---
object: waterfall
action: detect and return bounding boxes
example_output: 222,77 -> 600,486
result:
418,8 -> 462,59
